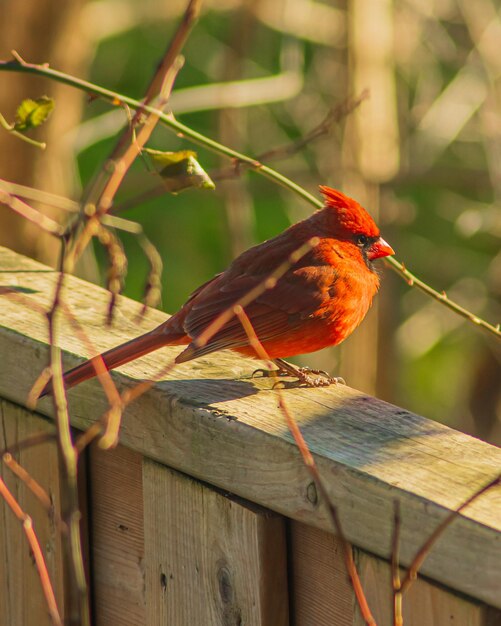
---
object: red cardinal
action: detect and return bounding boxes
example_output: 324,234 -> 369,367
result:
42,186 -> 393,395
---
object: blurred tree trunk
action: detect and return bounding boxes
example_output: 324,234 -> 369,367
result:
218,2 -> 256,259
0,0 -> 91,267
340,0 -> 399,395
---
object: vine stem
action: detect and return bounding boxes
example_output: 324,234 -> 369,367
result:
0,57 -> 319,207
1,55 -> 499,341
385,256 -> 501,338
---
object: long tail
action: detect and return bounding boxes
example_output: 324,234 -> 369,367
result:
40,327 -> 185,397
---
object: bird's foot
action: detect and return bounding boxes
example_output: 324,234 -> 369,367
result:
251,367 -> 289,379
294,366 -> 346,387
252,359 -> 345,388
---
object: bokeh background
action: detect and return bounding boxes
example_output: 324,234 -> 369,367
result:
1,0 -> 500,443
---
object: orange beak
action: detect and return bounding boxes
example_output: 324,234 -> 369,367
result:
367,237 -> 394,261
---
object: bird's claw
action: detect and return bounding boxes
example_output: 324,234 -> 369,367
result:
253,362 -> 345,388
296,366 -> 342,382
290,366 -> 344,387
251,367 -> 286,379
295,371 -> 338,387
253,367 -> 296,380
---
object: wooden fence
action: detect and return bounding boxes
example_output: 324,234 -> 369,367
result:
0,245 -> 500,625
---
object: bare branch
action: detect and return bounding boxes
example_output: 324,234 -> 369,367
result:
0,433 -> 57,456
400,473 -> 501,595
0,183 -> 64,237
2,453 -> 67,533
0,477 -> 62,626
256,90 -> 369,162
189,237 -> 319,357
385,256 -> 501,340
121,237 -> 320,406
391,500 -> 403,626
233,305 -> 377,626
1,57 -> 497,341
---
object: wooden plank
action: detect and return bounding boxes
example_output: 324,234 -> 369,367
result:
354,549 -> 493,626
289,521 -> 353,626
142,460 -> 288,625
0,399 -> 65,625
88,444 -> 145,626
76,435 -> 91,609
290,521 -> 499,626
1,246 -> 501,608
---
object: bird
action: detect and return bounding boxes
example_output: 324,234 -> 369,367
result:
41,186 -> 394,396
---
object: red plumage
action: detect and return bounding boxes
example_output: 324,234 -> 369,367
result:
43,186 -> 394,394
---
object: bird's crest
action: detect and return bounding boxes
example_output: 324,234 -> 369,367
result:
319,186 -> 380,236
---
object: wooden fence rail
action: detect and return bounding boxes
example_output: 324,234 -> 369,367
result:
0,246 -> 500,625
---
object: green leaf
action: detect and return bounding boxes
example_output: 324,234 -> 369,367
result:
0,285 -> 40,295
14,96 -> 55,132
144,149 -> 215,193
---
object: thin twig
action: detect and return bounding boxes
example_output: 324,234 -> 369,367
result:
0,289 -> 62,409
121,237 -> 319,406
255,90 -> 369,162
391,500 -> 403,626
68,0 -> 201,443
1,289 -> 122,417
117,90 -> 369,211
0,110 -> 47,149
0,477 -> 62,626
95,224 -> 128,325
1,58 -> 498,341
385,256 -> 501,339
68,1 -> 201,268
233,305 -> 377,626
0,56 -> 320,208
0,433 -> 57,457
399,473 -> 501,595
28,368 -> 53,408
0,179 -> 164,311
189,237 -> 319,356
138,0 -> 201,107
62,54 -> 183,330
0,179 -> 78,212
136,231 -> 163,313
74,423 -> 103,454
2,453 -> 68,533
46,272 -> 90,625
0,184 -> 64,237
59,302 -> 122,414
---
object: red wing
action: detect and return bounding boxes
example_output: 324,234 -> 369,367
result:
179,263 -> 339,360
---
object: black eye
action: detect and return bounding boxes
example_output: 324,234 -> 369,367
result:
356,235 -> 369,246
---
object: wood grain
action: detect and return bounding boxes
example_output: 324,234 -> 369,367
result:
142,461 -> 288,626
354,549 -> 490,626
1,246 -> 500,608
289,521 -> 354,626
0,399 -> 65,626
88,444 -> 145,626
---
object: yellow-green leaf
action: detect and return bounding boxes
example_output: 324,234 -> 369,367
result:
14,96 -> 55,132
144,148 -> 197,166
145,149 -> 215,193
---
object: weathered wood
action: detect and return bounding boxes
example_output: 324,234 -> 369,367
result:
143,461 -> 288,625
354,549 -> 490,626
1,246 -> 501,608
0,399 -> 65,626
289,521 -> 353,626
88,444 -> 145,626
290,521 -> 498,626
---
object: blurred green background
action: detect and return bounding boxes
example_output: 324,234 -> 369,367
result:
1,0 -> 500,443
